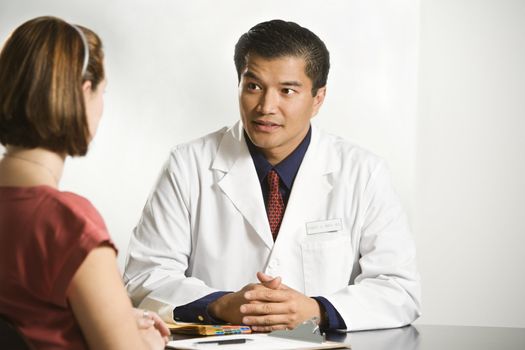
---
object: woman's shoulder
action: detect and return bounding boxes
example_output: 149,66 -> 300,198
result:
47,187 -> 108,234
5,185 -> 110,237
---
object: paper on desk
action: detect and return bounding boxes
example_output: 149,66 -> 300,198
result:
166,333 -> 349,350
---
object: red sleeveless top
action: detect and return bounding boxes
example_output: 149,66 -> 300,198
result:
0,186 -> 116,349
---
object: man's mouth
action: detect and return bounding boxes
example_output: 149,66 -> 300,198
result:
252,120 -> 282,132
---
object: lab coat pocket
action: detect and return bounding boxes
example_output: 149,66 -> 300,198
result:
301,235 -> 352,296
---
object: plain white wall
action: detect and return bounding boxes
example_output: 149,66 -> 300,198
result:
415,0 -> 525,327
0,0 -> 419,269
1,0 -> 523,328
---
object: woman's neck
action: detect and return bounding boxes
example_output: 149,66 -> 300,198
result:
0,146 -> 65,188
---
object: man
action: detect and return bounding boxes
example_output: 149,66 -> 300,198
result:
124,19 -> 421,332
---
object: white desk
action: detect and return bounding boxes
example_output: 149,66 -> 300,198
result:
328,324 -> 525,350
169,325 -> 525,350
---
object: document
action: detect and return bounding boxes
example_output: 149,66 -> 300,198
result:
166,333 -> 349,350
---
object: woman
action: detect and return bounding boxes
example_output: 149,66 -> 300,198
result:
0,16 -> 169,349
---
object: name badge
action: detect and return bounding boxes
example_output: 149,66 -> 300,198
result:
306,218 -> 343,235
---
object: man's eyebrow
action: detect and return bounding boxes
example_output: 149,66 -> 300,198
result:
242,70 -> 260,80
280,80 -> 303,87
242,71 -> 303,87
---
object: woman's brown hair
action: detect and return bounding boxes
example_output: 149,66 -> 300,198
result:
0,16 -> 104,156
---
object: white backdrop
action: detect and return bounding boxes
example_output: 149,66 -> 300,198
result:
1,0 -> 523,328
415,0 -> 525,328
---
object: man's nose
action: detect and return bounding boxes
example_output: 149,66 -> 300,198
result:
256,89 -> 279,115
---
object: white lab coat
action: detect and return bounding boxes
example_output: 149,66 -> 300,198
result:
124,121 -> 421,331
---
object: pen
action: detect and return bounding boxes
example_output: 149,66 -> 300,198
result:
193,338 -> 253,345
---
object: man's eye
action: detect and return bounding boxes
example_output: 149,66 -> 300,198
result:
247,83 -> 261,90
282,88 -> 295,95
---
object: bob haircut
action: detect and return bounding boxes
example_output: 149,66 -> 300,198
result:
0,16 -> 105,156
234,19 -> 330,96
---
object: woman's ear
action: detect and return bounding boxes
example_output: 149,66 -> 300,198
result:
82,80 -> 92,96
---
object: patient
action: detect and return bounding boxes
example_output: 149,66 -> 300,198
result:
0,16 -> 169,349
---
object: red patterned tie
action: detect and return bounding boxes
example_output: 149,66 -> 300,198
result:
267,170 -> 284,240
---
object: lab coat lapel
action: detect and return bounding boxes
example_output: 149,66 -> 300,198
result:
277,127 -> 338,243
213,122 -> 273,249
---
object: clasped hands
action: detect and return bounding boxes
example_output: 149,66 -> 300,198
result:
208,272 -> 323,332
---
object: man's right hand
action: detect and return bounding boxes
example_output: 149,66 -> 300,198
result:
207,275 -> 282,324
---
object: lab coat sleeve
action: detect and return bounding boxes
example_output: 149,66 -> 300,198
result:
123,150 -> 218,322
326,160 -> 422,331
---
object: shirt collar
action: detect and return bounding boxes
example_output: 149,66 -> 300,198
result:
245,126 -> 312,190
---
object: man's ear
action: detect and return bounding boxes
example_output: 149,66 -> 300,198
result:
311,86 -> 327,117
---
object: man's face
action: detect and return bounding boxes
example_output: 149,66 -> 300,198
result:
238,54 -> 326,165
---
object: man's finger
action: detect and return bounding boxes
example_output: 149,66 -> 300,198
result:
244,288 -> 288,302
242,313 -> 294,327
251,324 -> 289,332
257,271 -> 282,290
257,271 -> 275,283
240,302 -> 288,315
263,276 -> 282,290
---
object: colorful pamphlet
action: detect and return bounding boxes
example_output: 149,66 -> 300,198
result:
167,322 -> 252,336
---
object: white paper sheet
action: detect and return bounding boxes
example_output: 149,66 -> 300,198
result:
166,333 -> 349,350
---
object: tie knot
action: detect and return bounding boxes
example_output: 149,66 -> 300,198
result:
267,169 -> 280,189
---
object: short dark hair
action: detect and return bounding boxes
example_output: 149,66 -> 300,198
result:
0,16 -> 105,156
234,19 -> 330,96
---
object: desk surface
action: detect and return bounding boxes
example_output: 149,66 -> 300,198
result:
329,324 -> 525,350
170,324 -> 525,350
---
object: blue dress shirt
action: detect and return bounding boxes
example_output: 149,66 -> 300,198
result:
174,126 -> 347,330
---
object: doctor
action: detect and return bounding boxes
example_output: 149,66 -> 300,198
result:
124,19 -> 421,332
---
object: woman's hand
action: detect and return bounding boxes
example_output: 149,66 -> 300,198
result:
134,308 -> 171,343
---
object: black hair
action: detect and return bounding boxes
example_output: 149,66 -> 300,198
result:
234,19 -> 330,96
